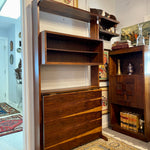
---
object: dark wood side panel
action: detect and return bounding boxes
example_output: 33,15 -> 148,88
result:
91,66 -> 99,87
43,89 -> 102,150
90,19 -> 99,39
144,46 -> 150,141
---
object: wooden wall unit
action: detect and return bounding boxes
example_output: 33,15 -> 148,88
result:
32,0 -> 107,150
90,8 -> 119,41
40,30 -> 103,65
109,45 -> 150,142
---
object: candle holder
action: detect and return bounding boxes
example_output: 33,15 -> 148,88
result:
117,59 -> 121,75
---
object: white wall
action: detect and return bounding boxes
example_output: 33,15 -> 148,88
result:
0,16 -> 22,107
15,17 -> 22,107
88,0 -> 116,14
8,24 -> 17,104
115,0 -> 150,32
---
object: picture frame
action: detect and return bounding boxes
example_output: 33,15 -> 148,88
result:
10,54 -> 14,65
121,20 -> 150,46
99,50 -> 109,81
10,41 -> 13,51
53,0 -> 78,7
101,87 -> 109,115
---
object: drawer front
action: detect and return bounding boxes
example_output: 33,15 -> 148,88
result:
110,76 -> 144,108
43,89 -> 102,150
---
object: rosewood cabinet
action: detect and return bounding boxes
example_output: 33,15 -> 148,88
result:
42,89 -> 102,150
109,46 -> 150,141
32,0 -> 106,150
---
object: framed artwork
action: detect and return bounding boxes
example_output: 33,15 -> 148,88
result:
121,20 -> 150,46
10,41 -> 13,51
99,50 -> 109,81
54,0 -> 78,7
10,54 -> 14,65
101,87 -> 109,115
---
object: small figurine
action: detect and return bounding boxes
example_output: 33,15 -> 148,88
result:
15,59 -> 22,84
128,63 -> 133,75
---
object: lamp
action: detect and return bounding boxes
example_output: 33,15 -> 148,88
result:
0,0 -> 7,11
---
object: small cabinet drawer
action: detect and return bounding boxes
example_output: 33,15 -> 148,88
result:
42,89 -> 102,150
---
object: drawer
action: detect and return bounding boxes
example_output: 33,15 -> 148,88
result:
42,89 -> 102,150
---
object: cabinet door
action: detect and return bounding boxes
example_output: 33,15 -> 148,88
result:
110,76 -> 144,109
42,89 -> 102,150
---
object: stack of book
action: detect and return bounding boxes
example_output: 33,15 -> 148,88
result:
112,40 -> 132,50
120,111 -> 140,133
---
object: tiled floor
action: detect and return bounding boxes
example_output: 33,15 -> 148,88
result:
0,131 -> 23,150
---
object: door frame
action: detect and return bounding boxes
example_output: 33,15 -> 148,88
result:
22,0 -> 35,150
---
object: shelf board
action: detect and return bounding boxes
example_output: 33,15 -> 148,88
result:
41,86 -> 100,95
45,30 -> 103,42
109,74 -> 144,77
38,0 -> 98,22
43,62 -> 101,65
47,48 -> 99,54
99,29 -> 119,41
111,124 -> 148,142
90,8 -> 120,27
99,29 -> 119,37
109,46 -> 145,55
101,16 -> 120,25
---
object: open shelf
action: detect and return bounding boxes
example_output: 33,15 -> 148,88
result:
100,16 -> 120,28
41,30 -> 103,65
47,48 -> 99,54
109,46 -> 145,56
109,49 -> 143,76
110,104 -> 146,141
99,29 -> 119,41
111,124 -> 148,141
38,0 -> 98,22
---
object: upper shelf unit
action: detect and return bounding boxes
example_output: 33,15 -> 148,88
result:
38,0 -> 119,25
90,8 -> 120,40
40,30 -> 103,65
38,0 -> 98,22
100,16 -> 119,29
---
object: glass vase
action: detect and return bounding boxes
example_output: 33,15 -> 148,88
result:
136,24 -> 145,46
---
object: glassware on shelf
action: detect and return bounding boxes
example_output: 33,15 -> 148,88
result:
128,63 -> 133,75
148,32 -> 150,47
136,24 -> 145,46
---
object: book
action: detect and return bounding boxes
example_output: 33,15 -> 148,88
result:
120,111 -> 140,133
